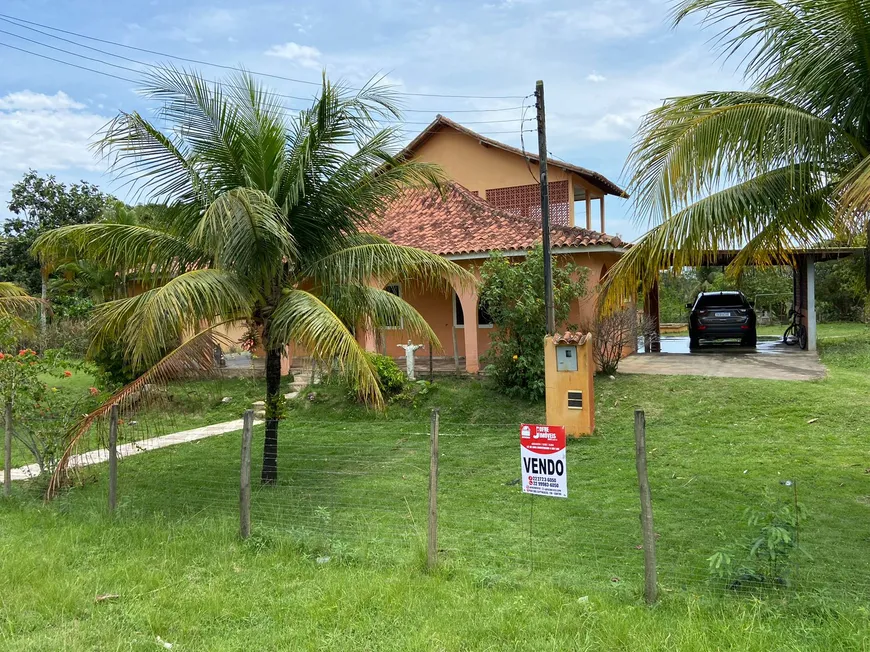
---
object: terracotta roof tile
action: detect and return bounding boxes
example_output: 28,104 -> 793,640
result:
372,182 -> 624,256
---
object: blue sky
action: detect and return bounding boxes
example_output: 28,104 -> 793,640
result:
0,0 -> 744,241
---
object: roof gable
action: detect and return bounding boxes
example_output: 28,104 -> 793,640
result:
398,115 -> 627,198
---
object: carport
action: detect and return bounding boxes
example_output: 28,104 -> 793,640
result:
642,247 -> 862,353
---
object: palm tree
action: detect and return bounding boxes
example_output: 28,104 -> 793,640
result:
0,282 -> 43,319
604,0 -> 870,305
34,67 -> 470,483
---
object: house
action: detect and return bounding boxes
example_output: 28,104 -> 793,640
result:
354,116 -> 629,374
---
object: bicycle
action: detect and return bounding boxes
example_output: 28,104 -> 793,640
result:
782,308 -> 808,350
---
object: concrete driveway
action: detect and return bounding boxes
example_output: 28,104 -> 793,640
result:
618,336 -> 826,381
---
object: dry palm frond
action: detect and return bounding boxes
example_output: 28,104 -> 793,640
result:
46,326 -> 232,499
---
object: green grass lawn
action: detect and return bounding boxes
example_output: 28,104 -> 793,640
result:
2,327 -> 870,649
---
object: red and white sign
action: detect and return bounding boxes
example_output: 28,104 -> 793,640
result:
520,424 -> 567,498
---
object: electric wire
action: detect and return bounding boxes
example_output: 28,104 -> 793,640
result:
0,12 -> 526,101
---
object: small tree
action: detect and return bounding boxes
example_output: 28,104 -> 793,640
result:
584,308 -> 656,375
479,245 -> 588,400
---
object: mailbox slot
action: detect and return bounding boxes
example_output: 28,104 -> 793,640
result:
556,345 -> 578,372
567,390 -> 583,409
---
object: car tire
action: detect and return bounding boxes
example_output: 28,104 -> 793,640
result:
741,334 -> 757,348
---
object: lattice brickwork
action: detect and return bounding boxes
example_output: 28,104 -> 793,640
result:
485,180 -> 570,227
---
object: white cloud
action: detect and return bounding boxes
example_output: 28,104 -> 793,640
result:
586,72 -> 606,83
0,91 -> 85,112
264,42 -> 322,69
0,90 -> 108,177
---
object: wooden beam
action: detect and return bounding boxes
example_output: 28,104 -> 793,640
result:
585,195 -> 592,230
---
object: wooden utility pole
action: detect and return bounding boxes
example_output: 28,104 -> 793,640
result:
427,408 -> 440,570
634,409 -> 658,604
535,80 -> 555,336
240,409 -> 254,539
108,404 -> 119,513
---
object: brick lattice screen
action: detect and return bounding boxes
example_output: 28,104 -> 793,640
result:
485,180 -> 569,227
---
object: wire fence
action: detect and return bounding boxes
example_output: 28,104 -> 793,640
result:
6,407 -> 870,603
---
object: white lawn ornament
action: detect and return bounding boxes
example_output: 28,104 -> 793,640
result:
397,340 -> 425,380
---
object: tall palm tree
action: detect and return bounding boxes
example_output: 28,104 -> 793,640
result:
604,0 -> 870,305
34,67 -> 470,483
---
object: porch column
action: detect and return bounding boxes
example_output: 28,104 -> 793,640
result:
585,195 -> 592,230
643,281 -> 661,353
806,255 -> 817,351
281,344 -> 293,376
599,197 -> 606,233
456,285 -> 480,373
358,320 -> 377,353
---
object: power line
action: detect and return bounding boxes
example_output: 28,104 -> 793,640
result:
0,41 -> 528,139
0,18 -> 526,117
0,31 -> 523,125
0,12 -> 526,101
0,40 -> 137,83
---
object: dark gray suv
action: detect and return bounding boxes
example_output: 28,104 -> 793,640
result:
687,291 -> 757,350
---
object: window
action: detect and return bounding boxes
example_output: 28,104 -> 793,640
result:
696,293 -> 748,309
384,284 -> 401,329
454,293 -> 494,328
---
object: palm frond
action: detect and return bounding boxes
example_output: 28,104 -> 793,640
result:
304,241 -> 474,293
31,223 -> 207,285
193,187 -> 297,282
602,164 -> 833,309
269,289 -> 382,406
90,269 -> 254,368
626,91 -> 847,222
94,110 -> 207,208
46,325 -> 232,499
0,282 -> 46,318
319,284 -> 442,350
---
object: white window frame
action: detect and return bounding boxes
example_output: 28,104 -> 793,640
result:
453,292 -> 494,329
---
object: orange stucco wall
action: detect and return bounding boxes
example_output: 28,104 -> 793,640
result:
411,129 -> 606,228
368,250 -> 622,363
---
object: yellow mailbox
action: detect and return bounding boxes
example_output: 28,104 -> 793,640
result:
544,332 -> 595,437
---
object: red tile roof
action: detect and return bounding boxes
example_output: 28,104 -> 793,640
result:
372,182 -> 624,257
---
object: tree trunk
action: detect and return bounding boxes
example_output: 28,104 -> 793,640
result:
864,218 -> 870,294
39,269 -> 47,339
260,342 -> 283,484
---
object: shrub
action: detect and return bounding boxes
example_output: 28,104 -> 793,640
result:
583,308 -> 657,375
708,490 -> 809,591
90,342 -> 140,389
479,245 -> 587,401
367,353 -> 405,397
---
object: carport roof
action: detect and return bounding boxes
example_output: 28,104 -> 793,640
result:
696,247 -> 862,266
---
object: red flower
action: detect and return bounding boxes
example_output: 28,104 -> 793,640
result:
18,350 -> 26,357
64,370 -> 72,377
89,387 -> 99,396
0,352 -> 5,359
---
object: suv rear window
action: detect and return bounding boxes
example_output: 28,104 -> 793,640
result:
696,294 -> 746,308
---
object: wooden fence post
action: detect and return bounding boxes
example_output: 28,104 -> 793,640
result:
240,409 -> 254,539
634,409 -> 658,604
4,399 -> 12,497
427,408 -> 440,570
108,404 -> 119,513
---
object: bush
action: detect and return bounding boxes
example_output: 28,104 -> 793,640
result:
708,490 -> 809,591
367,353 -> 405,397
583,308 -> 656,375
90,342 -> 140,389
479,245 -> 587,401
